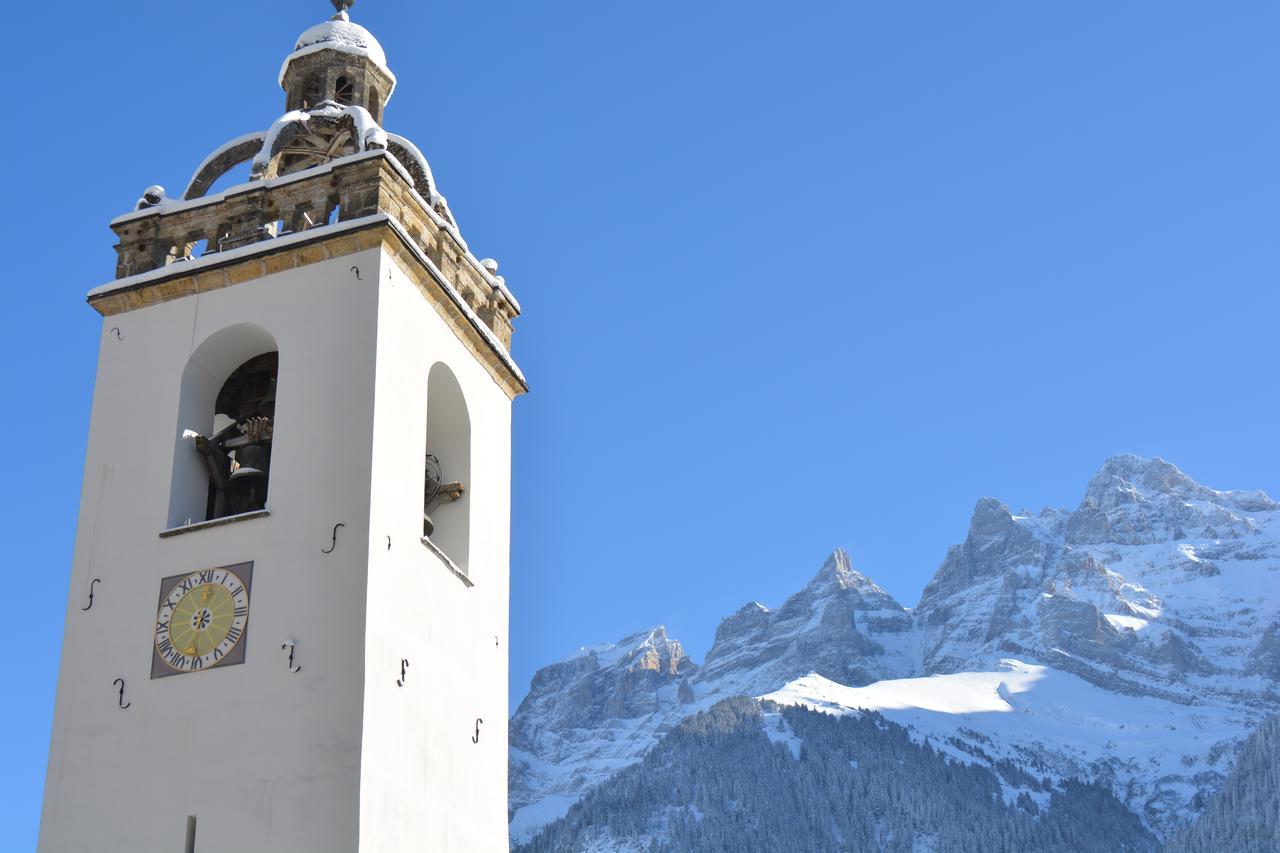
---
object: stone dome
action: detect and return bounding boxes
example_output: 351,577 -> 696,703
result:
278,12 -> 394,90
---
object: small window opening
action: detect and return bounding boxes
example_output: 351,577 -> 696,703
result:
335,76 -> 354,105
185,815 -> 197,853
302,76 -> 323,109
190,353 -> 278,521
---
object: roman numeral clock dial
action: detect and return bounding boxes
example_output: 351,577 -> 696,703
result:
151,562 -> 254,678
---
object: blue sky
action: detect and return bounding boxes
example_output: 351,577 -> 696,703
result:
4,1 -> 1278,845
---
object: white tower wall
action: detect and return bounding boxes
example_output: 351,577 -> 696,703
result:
359,251 -> 512,851
40,249 -> 383,852
41,237 -> 517,851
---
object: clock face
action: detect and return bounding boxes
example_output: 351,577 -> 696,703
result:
151,562 -> 253,678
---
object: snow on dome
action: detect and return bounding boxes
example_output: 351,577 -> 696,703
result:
278,13 -> 396,96
295,18 -> 386,66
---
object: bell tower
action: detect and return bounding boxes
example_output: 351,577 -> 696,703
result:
38,4 -> 524,851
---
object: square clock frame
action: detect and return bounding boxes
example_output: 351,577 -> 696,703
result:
150,561 -> 254,679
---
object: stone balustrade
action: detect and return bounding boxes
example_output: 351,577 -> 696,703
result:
109,151 -> 518,348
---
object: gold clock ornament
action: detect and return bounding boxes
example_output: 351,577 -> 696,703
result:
151,562 -> 253,678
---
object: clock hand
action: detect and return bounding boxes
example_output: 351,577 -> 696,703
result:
195,584 -> 217,658
187,588 -> 203,657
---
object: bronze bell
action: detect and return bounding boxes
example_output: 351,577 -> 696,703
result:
231,444 -> 269,480
228,444 -> 269,512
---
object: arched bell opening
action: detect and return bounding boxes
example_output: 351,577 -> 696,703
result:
335,75 -> 355,106
423,363 -> 471,573
205,353 -> 278,519
168,324 -> 280,528
261,114 -> 362,181
301,74 -> 324,110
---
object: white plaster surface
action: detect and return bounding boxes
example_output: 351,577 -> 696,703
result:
40,243 -> 513,851
358,251 -> 512,852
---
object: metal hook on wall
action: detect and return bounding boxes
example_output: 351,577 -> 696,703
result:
351,265 -> 363,281
81,578 -> 102,611
113,678 -> 130,709
396,658 -> 410,687
321,523 -> 345,554
386,535 -> 392,550
472,718 -> 484,744
281,641 -> 301,674
110,327 -> 123,341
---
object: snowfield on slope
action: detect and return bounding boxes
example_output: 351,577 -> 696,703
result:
761,660 -> 1262,823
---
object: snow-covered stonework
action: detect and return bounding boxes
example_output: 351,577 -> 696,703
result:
283,13 -> 395,92
510,455 -> 1280,844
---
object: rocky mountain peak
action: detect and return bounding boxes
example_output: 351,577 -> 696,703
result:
512,627 -> 695,738
963,498 -> 1043,554
918,499 -> 1053,612
803,548 -> 897,601
1083,455 -> 1198,506
575,625 -> 690,677
1069,455 -> 1276,545
693,549 -> 914,700
1082,454 -> 1278,515
914,454 -> 1280,707
508,626 -> 700,840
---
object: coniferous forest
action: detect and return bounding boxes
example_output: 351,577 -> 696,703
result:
517,699 -> 1174,853
1165,715 -> 1280,853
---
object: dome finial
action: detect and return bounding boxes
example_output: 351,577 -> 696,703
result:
330,0 -> 355,17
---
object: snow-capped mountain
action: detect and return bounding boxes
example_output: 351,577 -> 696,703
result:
508,552 -> 917,841
509,456 -> 1280,844
917,455 -> 1280,707
508,627 -> 697,836
696,550 -> 916,697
